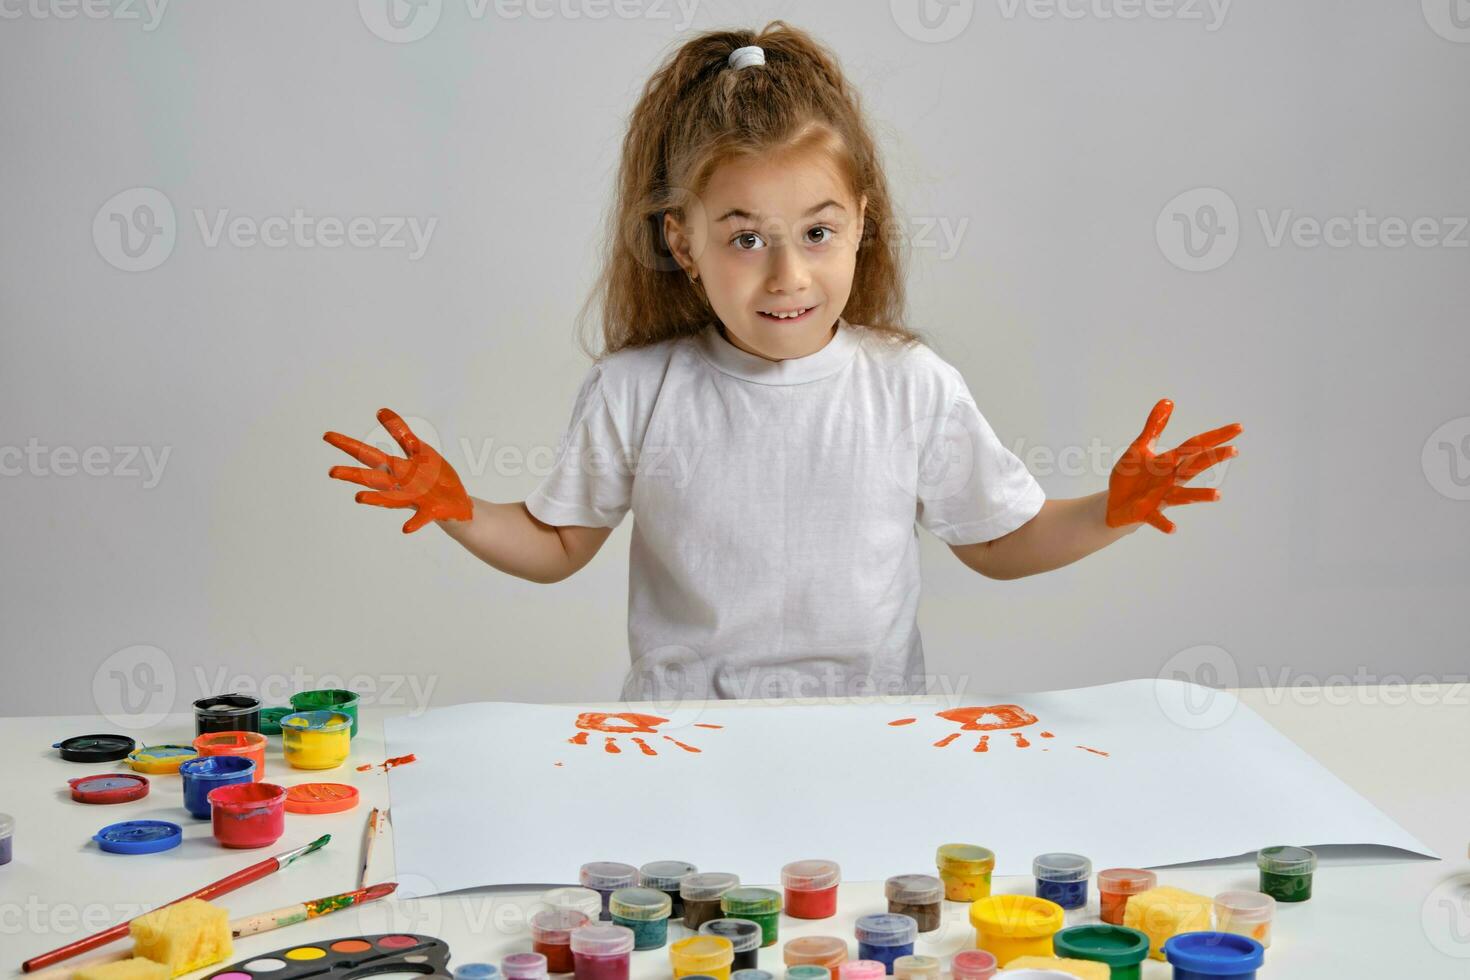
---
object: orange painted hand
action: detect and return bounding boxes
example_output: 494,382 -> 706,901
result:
1106,398 -> 1242,534
323,408 -> 473,534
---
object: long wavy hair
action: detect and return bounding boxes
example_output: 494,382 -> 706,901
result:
576,21 -> 921,358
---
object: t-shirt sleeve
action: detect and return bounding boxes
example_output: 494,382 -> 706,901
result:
915,389 -> 1046,545
524,364 -> 632,528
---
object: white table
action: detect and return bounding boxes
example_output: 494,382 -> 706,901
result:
3,688 -> 1467,978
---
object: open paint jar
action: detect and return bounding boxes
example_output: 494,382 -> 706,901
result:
581,862 -> 638,921
1256,846 -> 1316,903
178,755 -> 256,818
936,844 -> 995,902
194,694 -> 261,735
1162,931 -> 1264,980
720,888 -> 782,948
207,781 -> 286,848
543,886 -> 604,922
670,935 -> 735,980
1052,924 -> 1151,980
782,935 -> 847,977
532,908 -> 588,973
885,874 -> 943,932
969,895 -> 1065,967
892,954 -> 940,980
126,744 -> 199,774
289,688 -> 361,738
608,887 -> 673,951
280,710 -> 352,769
569,923 -> 635,980
836,961 -> 885,980
949,950 -> 997,980
853,913 -> 917,973
698,919 -> 763,972
782,859 -> 841,919
192,730 -> 267,781
503,952 -> 548,980
1032,853 -> 1091,910
1213,891 -> 1276,948
640,860 -> 698,919
786,967 -> 830,980
1096,869 -> 1156,925
682,872 -> 740,929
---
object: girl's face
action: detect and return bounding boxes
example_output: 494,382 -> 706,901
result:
665,151 -> 867,362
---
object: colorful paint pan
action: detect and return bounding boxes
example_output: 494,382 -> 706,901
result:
54,734 -> 136,763
203,935 -> 450,980
280,711 -> 352,770
284,783 -> 359,814
93,819 -> 181,854
127,744 -> 200,774
68,773 -> 150,804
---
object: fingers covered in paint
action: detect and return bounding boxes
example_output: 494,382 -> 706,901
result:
324,407 -> 473,533
1106,398 -> 1242,534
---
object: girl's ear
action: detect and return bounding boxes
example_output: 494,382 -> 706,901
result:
663,211 -> 694,276
857,194 -> 868,249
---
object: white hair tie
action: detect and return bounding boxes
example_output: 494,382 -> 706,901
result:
728,45 -> 765,70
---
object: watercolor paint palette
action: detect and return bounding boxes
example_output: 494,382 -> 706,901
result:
204,934 -> 450,980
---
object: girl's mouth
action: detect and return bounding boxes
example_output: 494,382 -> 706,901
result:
757,303 -> 819,323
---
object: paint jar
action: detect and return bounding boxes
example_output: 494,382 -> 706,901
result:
0,813 -> 12,866
1052,925 -> 1151,980
1162,932 -> 1264,980
1032,853 -> 1091,910
731,971 -> 773,980
207,781 -> 286,848
670,935 -> 735,980
1212,891 -> 1276,949
455,965 -> 498,980
178,755 -> 257,819
682,873 -> 741,929
892,954 -> 940,980
280,710 -> 352,769
1255,846 -> 1315,903
1096,869 -> 1156,926
504,952 -> 549,980
990,972 -> 1074,979
782,859 -> 841,919
936,844 -> 995,902
949,950 -> 997,980
968,895 -> 1065,967
782,935 -> 847,977
721,888 -> 782,948
290,688 -> 361,738
531,908 -> 589,973
193,694 -> 262,735
544,886 -> 605,923
126,744 -> 199,774
836,961 -> 885,980
580,862 -> 638,921
853,913 -> 917,973
569,923 -> 635,980
885,875 -> 943,932
641,860 -> 698,919
192,730 -> 268,781
699,919 -> 764,972
608,887 -> 673,951
786,967 -> 830,980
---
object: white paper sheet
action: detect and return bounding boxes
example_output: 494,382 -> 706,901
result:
382,680 -> 1436,899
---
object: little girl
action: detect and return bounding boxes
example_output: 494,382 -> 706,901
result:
324,23 -> 1240,702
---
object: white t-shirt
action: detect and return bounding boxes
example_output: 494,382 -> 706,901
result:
524,316 -> 1046,701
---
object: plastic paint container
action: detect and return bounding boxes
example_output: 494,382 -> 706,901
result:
892,954 -> 941,980
786,967 -> 830,980
179,755 -> 257,819
641,860 -> 698,919
194,694 -> 262,735
782,860 -> 841,919
608,887 -> 673,950
290,689 -> 361,738
193,730 -> 268,781
1255,846 -> 1316,903
259,706 -> 293,736
208,782 -> 287,848
0,813 -> 12,866
853,913 -> 917,972
1096,869 -> 1156,926
671,935 -> 735,980
504,952 -> 549,980
731,971 -> 773,980
284,782 -> 360,814
54,734 -> 136,763
937,845 -> 996,902
581,862 -> 638,921
93,819 -> 181,855
699,919 -> 764,972
126,744 -> 199,774
455,965 -> 499,980
1032,853 -> 1091,910
720,888 -> 783,948
990,972 -> 1073,979
533,908 -> 590,973
569,923 -> 635,980
682,873 -> 741,929
836,961 -> 885,980
280,710 -> 352,769
969,895 -> 1065,967
1162,932 -> 1264,979
782,935 -> 847,977
1212,892 -> 1276,948
949,950 -> 997,980
1052,925 -> 1151,980
885,875 -> 943,932
545,886 -> 605,923
68,774 -> 150,804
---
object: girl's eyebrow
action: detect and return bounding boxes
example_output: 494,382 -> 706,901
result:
715,199 -> 846,223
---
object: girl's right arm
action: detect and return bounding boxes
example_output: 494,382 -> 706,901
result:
436,499 -> 613,584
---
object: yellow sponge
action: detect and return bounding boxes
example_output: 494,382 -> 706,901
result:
1004,956 -> 1108,979
129,899 -> 232,977
72,958 -> 170,980
1122,886 -> 1212,961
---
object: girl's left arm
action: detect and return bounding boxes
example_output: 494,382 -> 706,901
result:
949,491 -> 1136,580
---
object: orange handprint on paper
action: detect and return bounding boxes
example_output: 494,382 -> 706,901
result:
890,704 -> 1109,757
567,712 -> 722,756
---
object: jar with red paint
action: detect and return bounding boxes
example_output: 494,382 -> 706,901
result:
569,923 -> 634,980
206,781 -> 286,848
532,908 -> 589,973
781,859 -> 841,919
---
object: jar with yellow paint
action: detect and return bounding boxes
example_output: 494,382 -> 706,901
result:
280,710 -> 352,770
670,935 -> 735,980
936,844 -> 996,901
967,894 -> 1064,967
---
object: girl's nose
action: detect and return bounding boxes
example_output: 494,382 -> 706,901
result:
765,244 -> 811,293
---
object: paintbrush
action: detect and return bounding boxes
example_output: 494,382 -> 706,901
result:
360,807 -> 381,889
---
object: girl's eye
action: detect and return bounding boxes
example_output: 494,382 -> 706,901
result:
731,226 -> 837,250
807,225 -> 835,245
733,232 -> 762,250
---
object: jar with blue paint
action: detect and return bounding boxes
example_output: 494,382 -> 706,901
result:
178,756 -> 257,819
608,887 -> 673,950
853,913 -> 917,973
1162,931 -> 1264,980
1032,852 -> 1092,910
